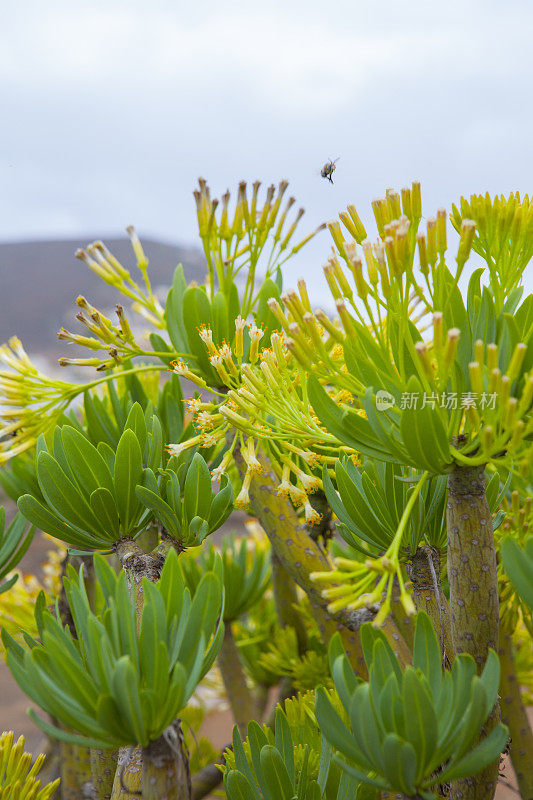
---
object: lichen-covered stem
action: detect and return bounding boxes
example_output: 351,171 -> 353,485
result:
271,551 -> 308,654
115,538 -> 166,624
59,741 -> 92,800
447,462 -> 500,800
237,449 -> 411,675
142,723 -> 191,800
498,626 -> 533,800
217,623 -> 256,736
90,748 -> 119,800
411,545 -> 454,665
112,538 -> 171,797
389,575 -> 415,651
110,747 -> 142,800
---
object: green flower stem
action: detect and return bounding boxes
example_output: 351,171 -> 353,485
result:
142,723 -> 191,800
217,623 -> 257,737
75,364 -> 167,396
236,449 -> 410,676
446,461 -> 500,800
498,626 -> 533,800
271,551 -> 308,654
410,545 -> 454,665
90,747 -> 119,800
58,741 -> 92,800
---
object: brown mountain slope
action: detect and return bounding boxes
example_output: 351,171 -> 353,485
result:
0,238 -> 206,357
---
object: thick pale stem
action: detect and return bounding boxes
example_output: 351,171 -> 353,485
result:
217,624 -> 256,737
271,551 -> 308,654
142,723 -> 191,800
115,538 -> 165,623
90,748 -> 119,800
447,462 -> 500,800
236,450 -> 411,675
498,628 -> 533,800
59,741 -> 92,800
389,575 -> 415,651
110,747 -> 142,800
112,538 -> 172,797
411,545 -> 454,665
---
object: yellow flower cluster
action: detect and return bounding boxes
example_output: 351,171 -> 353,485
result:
0,731 -> 60,800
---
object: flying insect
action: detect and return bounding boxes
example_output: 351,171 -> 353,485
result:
320,157 -> 340,184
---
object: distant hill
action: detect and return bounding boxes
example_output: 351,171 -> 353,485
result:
0,238 -> 206,358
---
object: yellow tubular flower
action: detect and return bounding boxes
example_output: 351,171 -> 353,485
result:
0,732 -> 60,800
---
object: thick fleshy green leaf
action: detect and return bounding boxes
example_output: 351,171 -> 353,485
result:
501,536 -> 533,610
18,493 -> 106,549
89,488 -> 120,540
184,453 -> 212,522
274,708 -> 295,786
412,611 -> 442,701
435,723 -> 509,785
225,770 -> 258,800
113,429 -> 143,534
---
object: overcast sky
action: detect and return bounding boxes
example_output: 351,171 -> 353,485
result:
1,0 -> 532,295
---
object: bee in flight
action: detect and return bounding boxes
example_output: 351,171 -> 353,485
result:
320,157 -> 340,184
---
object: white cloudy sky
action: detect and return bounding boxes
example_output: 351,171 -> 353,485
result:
1,0 -> 532,293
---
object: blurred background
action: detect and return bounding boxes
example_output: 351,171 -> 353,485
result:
1,0 -> 532,360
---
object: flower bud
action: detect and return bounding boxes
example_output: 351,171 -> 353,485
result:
267,298 -> 292,336
411,181 -> 422,219
456,219 -> 476,271
401,187 -> 412,220
386,189 -> 401,220
436,208 -> 447,255
126,226 -> 148,271
279,207 -> 304,251
468,361 -> 484,397
482,426 -> 494,454
500,375 -> 511,408
346,205 -> 367,242
443,328 -> 460,373
486,343 -> 498,372
416,233 -> 429,276
297,279 -> 312,312
426,218 -> 437,265
234,315 -> 246,359
415,341 -> 434,381
335,300 -> 356,339
371,198 -> 387,237
362,240 -> 379,286
432,312 -> 443,362
506,342 -> 527,383
323,262 -> 342,300
285,338 -> 313,369
327,220 -> 346,253
315,310 -> 344,342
